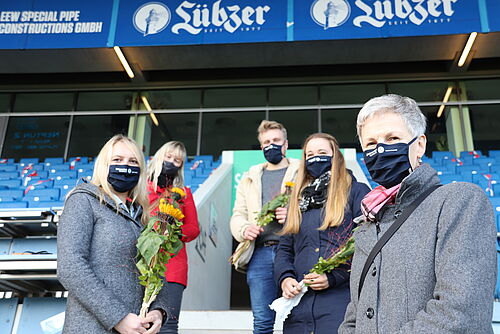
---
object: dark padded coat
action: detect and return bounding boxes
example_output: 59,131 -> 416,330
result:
274,175 -> 370,334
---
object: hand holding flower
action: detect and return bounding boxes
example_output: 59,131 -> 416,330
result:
114,313 -> 147,334
275,207 -> 287,224
304,273 -> 329,290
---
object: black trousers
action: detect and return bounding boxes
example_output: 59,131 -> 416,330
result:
158,282 -> 185,334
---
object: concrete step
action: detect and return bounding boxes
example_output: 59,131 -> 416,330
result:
179,310 -> 283,333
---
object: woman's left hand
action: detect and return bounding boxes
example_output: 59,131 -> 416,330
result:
141,310 -> 163,334
304,273 -> 329,290
275,207 -> 288,224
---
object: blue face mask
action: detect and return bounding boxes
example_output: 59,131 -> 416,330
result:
363,137 -> 417,189
107,165 -> 140,193
306,155 -> 332,178
263,144 -> 284,165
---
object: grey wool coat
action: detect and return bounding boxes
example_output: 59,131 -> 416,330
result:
339,163 -> 497,334
57,182 -> 168,333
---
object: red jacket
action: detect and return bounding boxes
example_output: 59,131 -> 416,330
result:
147,182 -> 200,286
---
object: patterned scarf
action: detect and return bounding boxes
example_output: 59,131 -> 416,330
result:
361,184 -> 401,221
299,171 -> 330,212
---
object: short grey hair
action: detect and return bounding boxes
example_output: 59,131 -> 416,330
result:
357,94 -> 427,138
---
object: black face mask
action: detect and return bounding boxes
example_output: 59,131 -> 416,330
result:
107,165 -> 140,193
157,161 -> 180,188
363,137 -> 417,189
263,144 -> 284,165
306,155 -> 332,178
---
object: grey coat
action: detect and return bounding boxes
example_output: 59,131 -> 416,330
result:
57,182 -> 168,333
339,164 -> 497,334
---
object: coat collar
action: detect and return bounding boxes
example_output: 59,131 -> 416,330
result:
394,163 -> 441,207
355,163 -> 441,254
71,182 -> 143,228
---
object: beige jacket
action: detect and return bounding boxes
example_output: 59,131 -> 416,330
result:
230,158 -> 301,242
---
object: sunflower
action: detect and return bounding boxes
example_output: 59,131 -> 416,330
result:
170,187 -> 186,198
161,203 -> 185,221
285,181 -> 295,188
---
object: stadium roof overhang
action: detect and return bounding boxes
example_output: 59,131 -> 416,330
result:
1,32 -> 500,90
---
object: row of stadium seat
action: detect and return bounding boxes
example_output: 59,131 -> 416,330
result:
0,297 -> 66,334
0,155 -> 220,210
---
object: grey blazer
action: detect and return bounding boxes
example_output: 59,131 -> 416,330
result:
57,182 -> 167,333
339,164 -> 497,334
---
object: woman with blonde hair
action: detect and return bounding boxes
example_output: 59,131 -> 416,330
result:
274,133 -> 369,334
147,141 -> 200,334
58,134 -> 167,334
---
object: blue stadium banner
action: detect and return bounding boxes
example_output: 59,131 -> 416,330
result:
294,0 -> 485,41
0,0 -> 112,49
113,0 -> 287,46
0,0 -> 498,49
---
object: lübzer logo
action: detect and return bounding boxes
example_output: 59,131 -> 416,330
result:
310,0 -> 351,29
353,0 -> 458,27
133,2 -> 171,36
172,0 -> 271,35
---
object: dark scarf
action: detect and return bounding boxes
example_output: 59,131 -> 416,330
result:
299,171 -> 330,212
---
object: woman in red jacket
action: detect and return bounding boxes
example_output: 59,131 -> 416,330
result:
147,141 -> 200,334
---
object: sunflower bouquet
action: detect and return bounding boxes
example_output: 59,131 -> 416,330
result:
136,187 -> 186,318
230,182 -> 294,268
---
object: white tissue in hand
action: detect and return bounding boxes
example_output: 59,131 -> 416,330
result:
269,281 -> 308,323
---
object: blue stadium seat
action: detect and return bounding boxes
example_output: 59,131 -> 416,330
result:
16,298 -> 66,334
74,163 -> 94,172
7,237 -> 57,257
26,179 -> 55,189
489,150 -> 500,159
77,170 -> 93,181
439,174 -> 464,184
432,151 -> 454,161
43,157 -> 64,166
23,197 -> 54,205
460,150 -> 482,159
0,179 -> 21,189
47,164 -> 70,172
0,189 -> 24,201
434,165 -> 457,175
23,188 -> 60,200
23,171 -> 49,180
0,171 -> 19,179
0,165 -> 17,172
0,158 -> 14,164
0,201 -> 28,209
54,178 -> 78,188
69,156 -> 89,164
473,173 -> 499,185
489,198 -> 500,216
0,238 -> 11,255
58,187 -> 73,201
51,171 -> 77,180
28,201 -> 64,209
19,158 -> 39,165
0,298 -> 18,334
474,157 -> 496,167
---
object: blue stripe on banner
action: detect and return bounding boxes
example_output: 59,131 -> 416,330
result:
478,0 -> 490,33
287,0 -> 294,41
107,0 -> 121,47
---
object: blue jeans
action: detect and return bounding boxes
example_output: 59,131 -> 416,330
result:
246,245 -> 278,334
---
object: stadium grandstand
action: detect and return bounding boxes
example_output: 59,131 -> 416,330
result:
1,0 -> 500,332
